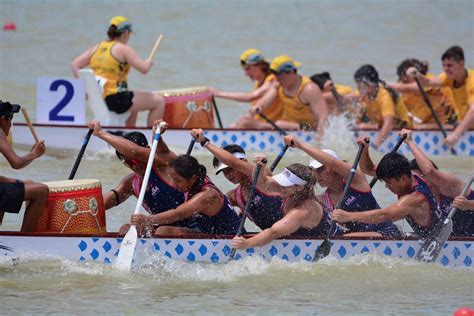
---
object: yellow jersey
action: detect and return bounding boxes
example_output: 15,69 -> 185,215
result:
279,76 -> 316,128
89,41 -> 131,98
439,68 -> 474,122
253,74 -> 284,122
360,86 -> 413,128
403,74 -> 456,124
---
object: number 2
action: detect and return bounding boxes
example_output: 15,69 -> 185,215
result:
49,79 -> 74,121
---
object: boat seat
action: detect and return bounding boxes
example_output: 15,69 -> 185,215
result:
78,69 -> 129,126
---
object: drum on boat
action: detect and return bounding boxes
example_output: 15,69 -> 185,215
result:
34,179 -> 106,234
158,86 -> 215,128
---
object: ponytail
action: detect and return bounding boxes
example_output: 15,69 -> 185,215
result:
171,155 -> 207,194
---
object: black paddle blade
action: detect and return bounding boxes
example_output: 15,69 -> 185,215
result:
313,238 -> 331,262
414,219 -> 453,263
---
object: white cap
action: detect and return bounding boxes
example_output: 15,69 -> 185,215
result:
215,152 -> 247,175
309,149 -> 340,169
272,168 -> 308,187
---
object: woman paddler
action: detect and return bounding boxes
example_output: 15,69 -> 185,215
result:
191,128 -> 283,231
283,135 -> 401,238
88,120 -> 196,235
232,155 -> 327,250
130,153 -> 241,236
72,16 -> 165,127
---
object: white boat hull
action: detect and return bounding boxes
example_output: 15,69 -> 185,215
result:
1,233 -> 472,268
12,123 -> 474,156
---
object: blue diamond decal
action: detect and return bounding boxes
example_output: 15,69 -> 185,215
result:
292,245 -> 301,257
153,243 -> 160,251
373,242 -> 381,248
78,240 -> 87,252
102,241 -> 111,252
338,246 -> 347,257
282,242 -> 289,247
432,135 -> 439,144
282,254 -> 289,261
269,246 -> 278,256
259,141 -> 265,150
165,240 -> 172,245
104,257 -> 111,264
383,246 -> 392,256
211,241 -> 218,246
188,241 -> 195,246
210,253 -> 219,262
231,135 -> 237,143
465,243 -> 472,249
246,248 -> 255,255
351,242 -> 357,248
198,244 -> 207,256
268,135 -> 275,144
407,246 -> 415,257
441,255 -> 449,266
90,249 -> 99,260
452,247 -> 461,259
250,135 -> 256,143
92,237 -> 99,243
463,256 -> 472,266
164,251 -> 171,258
222,245 -> 231,255
361,246 -> 369,253
186,252 -> 196,262
175,244 -> 184,255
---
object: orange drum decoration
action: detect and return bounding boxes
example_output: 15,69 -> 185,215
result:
34,179 -> 106,234
159,86 -> 215,128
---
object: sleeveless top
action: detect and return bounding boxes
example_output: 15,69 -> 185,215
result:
360,86 -> 413,128
439,68 -> 474,123
451,189 -> 474,237
89,41 -> 131,97
279,76 -> 317,128
132,168 -> 196,228
321,184 -> 401,237
186,177 -> 240,235
278,198 -> 329,237
234,185 -> 283,230
399,175 -> 441,238
253,74 -> 284,122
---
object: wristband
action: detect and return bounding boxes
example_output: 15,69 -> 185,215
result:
200,137 -> 210,148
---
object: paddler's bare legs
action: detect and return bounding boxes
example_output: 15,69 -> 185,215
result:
129,91 -> 166,127
21,182 -> 48,232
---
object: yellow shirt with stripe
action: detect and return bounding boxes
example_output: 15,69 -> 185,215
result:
89,41 -> 131,98
403,74 -> 456,124
439,68 -> 474,122
279,76 -> 316,128
253,74 -> 284,122
360,86 -> 413,128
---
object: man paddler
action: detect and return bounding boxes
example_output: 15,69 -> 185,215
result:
251,55 -> 329,139
0,101 -> 48,232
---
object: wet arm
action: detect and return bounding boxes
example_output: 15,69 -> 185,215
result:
335,199 -> 413,224
375,115 -> 394,147
71,45 -> 96,78
240,209 -> 306,247
214,82 -> 273,102
103,173 -> 134,210
305,83 -> 329,137
0,138 -> 39,169
122,45 -> 153,74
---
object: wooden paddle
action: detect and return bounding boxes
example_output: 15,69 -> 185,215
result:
369,134 -> 407,188
414,174 -> 473,263
68,129 -> 93,180
313,142 -> 367,262
413,77 -> 457,155
258,111 -> 288,136
20,108 -> 39,143
147,34 -> 164,61
115,122 -> 166,271
229,160 -> 266,260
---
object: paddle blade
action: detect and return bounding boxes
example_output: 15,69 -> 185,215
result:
313,238 -> 331,262
414,219 -> 453,263
115,226 -> 138,271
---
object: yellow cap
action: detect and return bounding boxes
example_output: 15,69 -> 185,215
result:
110,16 -> 132,32
240,49 -> 266,65
270,55 -> 301,73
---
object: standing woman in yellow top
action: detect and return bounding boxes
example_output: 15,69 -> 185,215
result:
354,64 -> 412,148
72,16 -> 165,127
388,58 -> 456,129
406,46 -> 474,147
210,49 -> 282,129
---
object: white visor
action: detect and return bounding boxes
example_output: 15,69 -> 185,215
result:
272,168 -> 308,187
309,149 -> 340,169
215,152 -> 247,174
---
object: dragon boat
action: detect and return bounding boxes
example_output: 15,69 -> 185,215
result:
1,232 -> 472,269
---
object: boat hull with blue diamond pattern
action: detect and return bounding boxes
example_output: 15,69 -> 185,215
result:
0,233 -> 472,268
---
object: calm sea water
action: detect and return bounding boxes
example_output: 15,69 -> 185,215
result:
1,0 -> 473,315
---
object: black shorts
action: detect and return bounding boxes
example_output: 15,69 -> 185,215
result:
105,91 -> 134,114
0,181 -> 25,214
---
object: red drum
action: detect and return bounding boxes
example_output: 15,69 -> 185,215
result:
159,86 -> 215,128
34,179 -> 106,234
